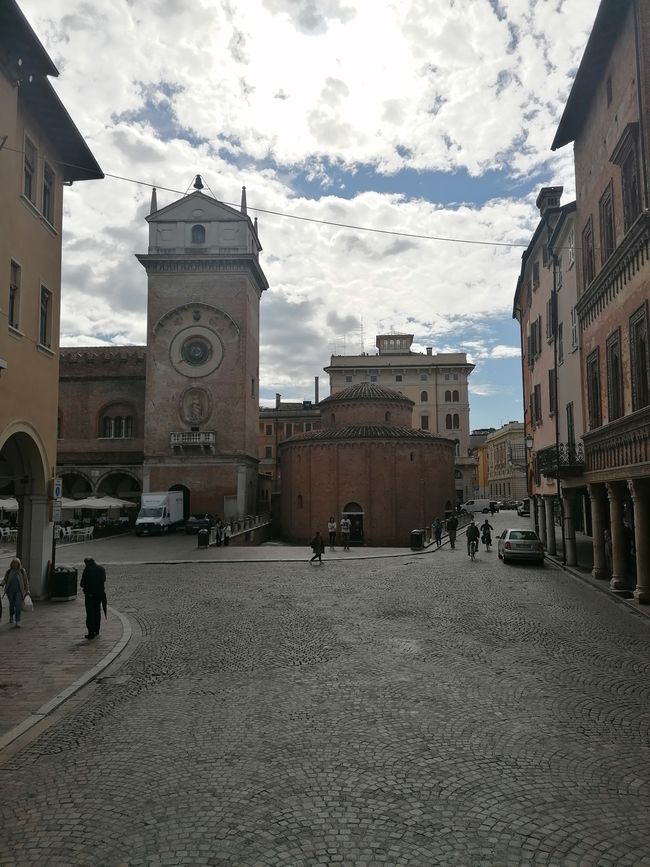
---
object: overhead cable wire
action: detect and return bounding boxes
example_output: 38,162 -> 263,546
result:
2,143 -> 544,250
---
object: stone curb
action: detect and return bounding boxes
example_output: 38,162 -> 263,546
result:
0,605 -> 133,753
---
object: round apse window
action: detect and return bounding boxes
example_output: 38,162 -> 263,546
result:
181,336 -> 211,366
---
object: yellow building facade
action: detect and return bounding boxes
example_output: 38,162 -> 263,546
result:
0,1 -> 102,594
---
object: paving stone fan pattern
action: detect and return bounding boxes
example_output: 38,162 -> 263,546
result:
2,552 -> 650,866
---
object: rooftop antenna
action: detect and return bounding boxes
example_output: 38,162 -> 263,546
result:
359,317 -> 365,354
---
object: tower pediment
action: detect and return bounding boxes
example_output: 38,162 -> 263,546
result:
147,191 -> 246,225
144,190 -> 262,256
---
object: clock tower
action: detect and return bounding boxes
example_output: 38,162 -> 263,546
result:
136,179 -> 268,518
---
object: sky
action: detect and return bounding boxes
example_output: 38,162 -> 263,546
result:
22,0 -> 600,429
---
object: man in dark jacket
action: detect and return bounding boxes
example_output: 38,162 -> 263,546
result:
466,520 -> 481,557
446,514 -> 459,549
80,557 -> 106,640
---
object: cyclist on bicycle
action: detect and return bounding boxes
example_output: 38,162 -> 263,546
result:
480,518 -> 494,550
466,520 -> 480,557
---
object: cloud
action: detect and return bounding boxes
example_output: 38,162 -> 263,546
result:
489,344 -> 521,358
18,0 -> 599,427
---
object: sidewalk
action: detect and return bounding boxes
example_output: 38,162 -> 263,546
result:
0,594 -> 130,751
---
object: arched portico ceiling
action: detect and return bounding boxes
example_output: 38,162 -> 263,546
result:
0,426 -> 49,496
343,502 -> 364,514
61,471 -> 93,498
97,470 -> 142,498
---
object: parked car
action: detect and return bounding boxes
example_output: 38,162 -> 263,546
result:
184,514 -> 216,534
497,528 -> 545,565
517,497 -> 530,517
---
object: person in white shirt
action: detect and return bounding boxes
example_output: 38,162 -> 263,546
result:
327,517 -> 337,550
340,515 -> 351,551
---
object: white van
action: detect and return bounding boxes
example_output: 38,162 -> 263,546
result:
460,498 -> 497,514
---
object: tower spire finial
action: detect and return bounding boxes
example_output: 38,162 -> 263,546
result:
241,185 -> 247,214
150,186 -> 158,215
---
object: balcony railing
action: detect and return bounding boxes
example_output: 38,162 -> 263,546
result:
535,442 -> 585,478
170,431 -> 216,453
583,406 -> 650,474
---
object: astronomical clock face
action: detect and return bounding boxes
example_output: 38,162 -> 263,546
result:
169,324 -> 224,378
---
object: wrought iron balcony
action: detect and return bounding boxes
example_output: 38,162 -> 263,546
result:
535,442 -> 585,478
170,431 -> 216,453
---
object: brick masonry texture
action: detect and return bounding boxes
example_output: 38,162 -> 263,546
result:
1,545 -> 650,865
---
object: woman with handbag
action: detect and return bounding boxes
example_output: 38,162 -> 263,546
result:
1,558 -> 30,628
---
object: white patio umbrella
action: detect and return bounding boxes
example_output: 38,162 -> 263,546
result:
70,496 -> 136,510
0,497 -> 19,512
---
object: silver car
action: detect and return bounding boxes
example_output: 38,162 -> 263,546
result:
497,528 -> 545,565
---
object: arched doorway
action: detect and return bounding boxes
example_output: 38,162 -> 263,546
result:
0,427 -> 50,596
169,484 -> 190,520
342,501 -> 364,544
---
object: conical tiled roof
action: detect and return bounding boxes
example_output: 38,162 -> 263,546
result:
320,383 -> 413,405
282,425 -> 452,443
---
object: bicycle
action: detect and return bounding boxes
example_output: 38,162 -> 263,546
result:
469,539 -> 478,561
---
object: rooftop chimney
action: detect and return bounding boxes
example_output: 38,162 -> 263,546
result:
275,392 -> 281,409
536,186 -> 563,217
426,346 -> 433,356
314,376 -> 319,404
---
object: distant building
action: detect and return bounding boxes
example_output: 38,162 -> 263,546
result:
324,334 -> 476,503
0,0 -> 102,595
258,388 -> 321,482
486,422 -> 527,503
469,428 -> 496,497
279,383 -> 455,546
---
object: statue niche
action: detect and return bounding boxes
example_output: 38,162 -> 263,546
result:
180,388 -> 211,426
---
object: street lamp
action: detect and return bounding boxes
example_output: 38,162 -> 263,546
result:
525,434 -> 534,452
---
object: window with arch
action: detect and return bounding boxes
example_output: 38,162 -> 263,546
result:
420,390 -> 428,402
446,414 -> 452,429
191,224 -> 206,244
297,494 -> 303,509
331,413 -> 335,425
100,404 -> 135,439
385,411 -> 391,422
454,438 -> 460,457
453,413 -> 460,429
452,390 -> 459,402
445,390 -> 452,402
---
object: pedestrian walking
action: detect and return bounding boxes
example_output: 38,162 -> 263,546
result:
603,528 -> 612,575
309,531 -> 325,565
327,516 -> 337,550
432,518 -> 443,548
223,522 -> 232,546
340,515 -> 351,551
80,557 -> 106,640
1,558 -> 30,628
446,514 -> 458,549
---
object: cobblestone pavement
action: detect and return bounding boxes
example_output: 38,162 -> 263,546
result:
1,542 -> 650,866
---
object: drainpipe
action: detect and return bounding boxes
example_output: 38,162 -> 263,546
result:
551,253 -> 566,562
633,0 -> 649,209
